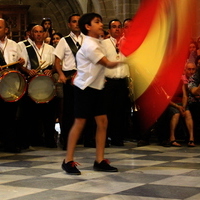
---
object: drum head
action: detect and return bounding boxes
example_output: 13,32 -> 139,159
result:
28,75 -> 56,103
0,71 -> 27,102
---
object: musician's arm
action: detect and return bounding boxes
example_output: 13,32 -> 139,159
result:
17,57 -> 25,67
18,46 -> 37,77
54,56 -> 67,83
18,64 -> 30,75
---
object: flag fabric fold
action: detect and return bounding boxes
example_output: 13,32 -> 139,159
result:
121,0 -> 197,131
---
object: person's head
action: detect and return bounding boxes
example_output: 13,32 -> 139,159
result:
41,18 -> 52,31
68,13 -> 81,35
184,62 -> 196,78
31,25 -> 44,43
196,36 -> 200,49
99,30 -> 110,39
195,55 -> 200,68
44,36 -> 51,44
78,12 -> 103,37
189,41 -> 197,53
24,23 -> 37,39
50,32 -> 63,47
0,18 -> 9,41
108,19 -> 122,40
123,18 -> 132,38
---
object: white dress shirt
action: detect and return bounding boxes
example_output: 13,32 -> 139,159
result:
53,31 -> 84,71
0,37 -> 22,64
102,36 -> 130,78
74,36 -> 105,90
21,41 -> 55,70
18,37 -> 33,52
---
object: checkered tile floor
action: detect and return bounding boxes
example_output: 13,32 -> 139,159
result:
0,142 -> 200,200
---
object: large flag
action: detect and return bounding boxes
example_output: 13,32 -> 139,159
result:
121,0 -> 197,132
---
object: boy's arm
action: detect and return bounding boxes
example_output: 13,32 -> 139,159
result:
97,56 -> 119,68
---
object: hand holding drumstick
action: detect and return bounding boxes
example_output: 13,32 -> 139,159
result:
0,57 -> 25,70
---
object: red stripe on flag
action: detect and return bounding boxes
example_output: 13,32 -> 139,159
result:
122,0 -> 160,56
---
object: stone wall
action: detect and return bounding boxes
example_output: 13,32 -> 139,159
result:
0,0 -> 199,38
0,0 -> 140,35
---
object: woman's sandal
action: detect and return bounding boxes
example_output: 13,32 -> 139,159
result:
188,141 -> 195,147
170,140 -> 181,147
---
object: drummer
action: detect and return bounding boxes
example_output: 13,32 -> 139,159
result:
18,25 -> 57,148
0,18 -> 25,153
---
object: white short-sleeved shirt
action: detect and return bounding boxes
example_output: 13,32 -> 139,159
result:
74,36 -> 105,90
21,41 -> 55,70
0,37 -> 22,64
18,38 -> 33,52
102,36 -> 130,78
53,32 -> 84,71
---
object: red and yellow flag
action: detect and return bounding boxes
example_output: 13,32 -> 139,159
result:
121,0 -> 197,131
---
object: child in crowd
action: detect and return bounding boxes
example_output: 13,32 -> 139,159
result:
62,13 -> 119,175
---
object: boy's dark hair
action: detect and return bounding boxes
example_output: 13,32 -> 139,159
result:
108,19 -> 121,29
68,13 -> 80,23
78,12 -> 102,35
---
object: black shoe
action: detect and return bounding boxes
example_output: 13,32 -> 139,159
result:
61,160 -> 81,175
137,140 -> 149,147
93,159 -> 118,172
105,141 -> 110,148
4,146 -> 21,153
111,140 -> 124,146
160,140 -> 171,147
84,140 -> 96,148
45,140 -> 57,148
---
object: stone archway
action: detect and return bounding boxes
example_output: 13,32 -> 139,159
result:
27,0 -> 83,35
0,0 -> 140,36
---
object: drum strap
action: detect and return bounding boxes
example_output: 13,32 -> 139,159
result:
65,36 -> 79,57
0,51 -> 7,65
24,40 -> 39,69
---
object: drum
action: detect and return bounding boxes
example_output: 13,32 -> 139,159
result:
28,74 -> 56,103
0,69 -> 27,102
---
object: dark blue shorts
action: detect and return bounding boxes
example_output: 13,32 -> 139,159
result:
74,86 -> 106,118
168,103 -> 189,118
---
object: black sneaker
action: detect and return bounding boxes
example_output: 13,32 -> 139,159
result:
61,160 -> 81,175
93,159 -> 118,172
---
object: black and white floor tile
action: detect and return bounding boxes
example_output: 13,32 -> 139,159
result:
0,141 -> 200,200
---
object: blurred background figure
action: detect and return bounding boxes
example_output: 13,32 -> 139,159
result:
182,62 -> 197,84
44,36 -> 51,44
188,41 -> 198,63
41,17 -> 55,39
50,32 -> 63,47
196,36 -> 200,55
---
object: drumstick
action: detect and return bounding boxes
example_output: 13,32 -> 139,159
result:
35,62 -> 51,73
0,61 -> 20,69
35,61 -> 46,71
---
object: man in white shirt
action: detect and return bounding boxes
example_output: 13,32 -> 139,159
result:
54,13 -> 84,150
18,25 -> 56,148
102,19 -> 131,146
0,18 -> 25,153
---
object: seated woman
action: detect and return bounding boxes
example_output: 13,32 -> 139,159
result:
168,79 -> 195,147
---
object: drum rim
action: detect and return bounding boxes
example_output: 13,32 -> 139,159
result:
0,70 -> 27,102
27,74 -> 56,103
